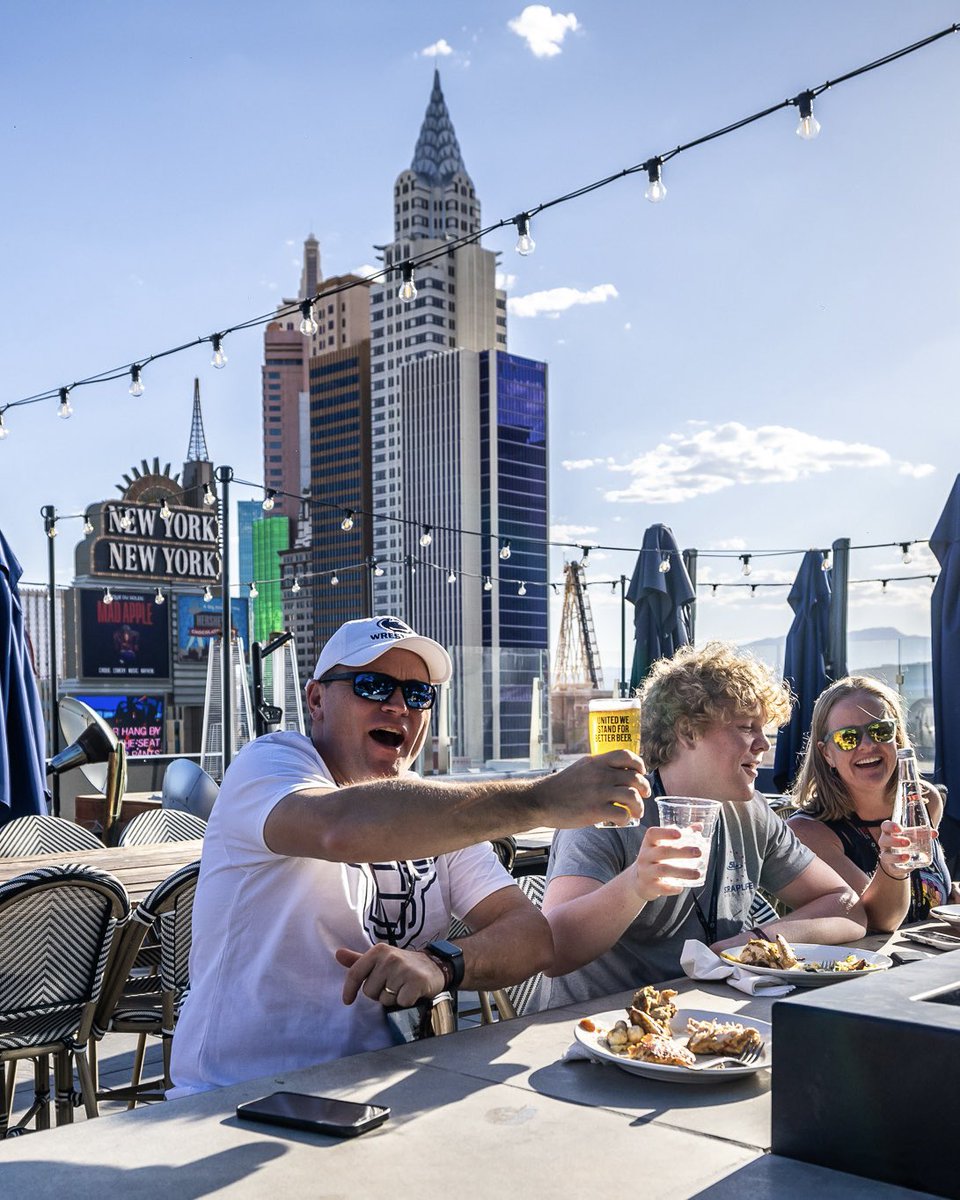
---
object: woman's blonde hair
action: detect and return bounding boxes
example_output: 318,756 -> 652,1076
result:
639,641 -> 792,770
789,675 -> 909,821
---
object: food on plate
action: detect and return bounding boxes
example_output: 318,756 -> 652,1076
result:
737,934 -> 799,969
800,954 -> 876,973
685,1017 -> 763,1056
578,1017 -> 597,1032
633,1033 -> 697,1068
627,985 -> 678,1035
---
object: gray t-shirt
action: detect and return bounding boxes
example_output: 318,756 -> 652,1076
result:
540,773 -> 813,1008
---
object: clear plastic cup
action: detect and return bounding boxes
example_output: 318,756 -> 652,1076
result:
655,797 -> 721,886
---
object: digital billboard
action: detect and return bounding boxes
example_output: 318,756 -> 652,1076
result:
177,594 -> 250,663
79,589 -> 170,679
73,693 -> 165,756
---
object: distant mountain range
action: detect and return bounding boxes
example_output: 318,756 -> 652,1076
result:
742,626 -> 931,672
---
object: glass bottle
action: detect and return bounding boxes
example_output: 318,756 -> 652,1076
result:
893,748 -> 934,869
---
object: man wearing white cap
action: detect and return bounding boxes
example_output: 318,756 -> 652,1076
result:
170,616 -> 646,1095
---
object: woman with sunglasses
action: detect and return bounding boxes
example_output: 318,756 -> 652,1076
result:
787,676 -> 952,932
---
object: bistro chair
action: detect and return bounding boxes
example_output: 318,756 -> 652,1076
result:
118,809 -> 207,847
0,864 -> 129,1137
0,814 -> 104,857
92,860 -> 200,1107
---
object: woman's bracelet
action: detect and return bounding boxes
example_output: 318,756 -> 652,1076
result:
877,860 -> 911,882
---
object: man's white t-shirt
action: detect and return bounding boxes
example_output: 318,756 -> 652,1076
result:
169,731 -> 512,1095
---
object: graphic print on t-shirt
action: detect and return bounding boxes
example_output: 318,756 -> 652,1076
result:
354,858 -> 439,946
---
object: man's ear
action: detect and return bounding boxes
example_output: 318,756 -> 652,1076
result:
674,718 -> 697,752
304,679 -> 324,723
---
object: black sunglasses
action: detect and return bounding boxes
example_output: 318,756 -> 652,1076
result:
825,719 -> 897,752
318,671 -> 437,710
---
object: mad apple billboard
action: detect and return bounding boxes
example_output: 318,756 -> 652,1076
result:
73,693 -> 165,756
79,589 -> 170,679
177,594 -> 250,663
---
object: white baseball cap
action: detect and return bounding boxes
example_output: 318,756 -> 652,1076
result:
312,616 -> 452,685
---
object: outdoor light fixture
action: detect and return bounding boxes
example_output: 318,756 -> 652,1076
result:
580,545 -> 590,564
129,365 -> 145,397
881,579 -> 889,595
644,158 -> 667,203
447,570 -> 457,584
82,517 -> 94,535
0,411 -> 8,440
340,510 -> 355,531
750,584 -> 757,597
291,576 -> 301,594
211,334 -> 228,369
249,582 -> 259,599
203,484 -> 216,506
299,299 -> 319,336
483,576 -> 492,591
57,387 -> 73,420
795,90 -> 821,140
659,554 -> 671,573
373,561 -> 384,577
203,586 -> 213,602
712,584 -> 719,595
262,489 -> 276,511
46,522 -> 57,539
499,539 -> 511,560
103,588 -> 114,605
397,260 -> 417,302
159,499 -> 173,522
155,588 -> 165,605
740,554 -> 752,576
901,542 -> 913,565
514,212 -> 535,256
330,572 -> 339,586
118,510 -> 133,531
419,525 -> 433,547
822,551 -> 831,571
518,581 -> 527,596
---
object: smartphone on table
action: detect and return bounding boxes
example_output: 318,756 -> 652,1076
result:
236,1091 -> 390,1138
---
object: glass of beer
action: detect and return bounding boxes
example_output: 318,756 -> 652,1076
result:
589,697 -> 642,828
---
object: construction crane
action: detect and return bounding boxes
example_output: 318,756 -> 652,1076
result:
554,560 -> 603,689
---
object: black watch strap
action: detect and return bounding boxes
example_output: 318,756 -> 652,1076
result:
424,938 -> 465,990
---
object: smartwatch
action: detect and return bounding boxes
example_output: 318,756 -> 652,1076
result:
424,939 -> 465,990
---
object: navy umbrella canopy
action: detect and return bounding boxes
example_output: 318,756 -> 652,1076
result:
0,527 -> 49,824
773,549 -> 832,792
931,475 -> 960,826
626,524 -> 696,693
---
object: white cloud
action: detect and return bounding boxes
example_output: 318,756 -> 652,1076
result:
351,263 -> 381,281
898,461 -> 936,478
596,421 -> 931,505
420,38 -> 453,57
508,5 -> 579,57
507,283 -> 617,318
550,523 -> 598,542
561,456 -> 613,471
711,537 -> 747,551
495,271 -> 517,291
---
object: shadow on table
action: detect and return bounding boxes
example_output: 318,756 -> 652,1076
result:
687,1155 -> 931,1199
0,1144 -> 286,1196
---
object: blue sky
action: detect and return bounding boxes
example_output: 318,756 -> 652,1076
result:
2,2 -> 958,681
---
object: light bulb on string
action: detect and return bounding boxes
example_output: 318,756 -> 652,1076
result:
447,570 -> 457,584
57,387 -> 73,420
419,525 -> 433,547
129,365 -> 145,397
249,582 -> 259,599
518,582 -> 527,596
880,579 -> 888,597
644,158 -> 667,203
154,588 -> 165,605
211,334 -> 228,369
291,576 -> 301,594
82,517 -> 94,535
103,588 -> 114,605
46,522 -> 57,539
118,510 -> 133,531
299,299 -> 318,336
750,584 -> 757,598
330,572 -> 339,586
499,539 -> 511,561
900,542 -> 912,565
373,561 -> 384,577
340,510 -> 355,531
397,260 -> 417,303
711,584 -> 719,596
821,551 -> 831,572
203,484 -> 216,506
795,90 -> 821,140
658,554 -> 671,574
740,554 -> 752,577
159,499 -> 172,522
483,576 -> 492,591
0,411 -> 8,440
514,213 -> 535,256
262,489 -> 276,512
203,586 -> 213,603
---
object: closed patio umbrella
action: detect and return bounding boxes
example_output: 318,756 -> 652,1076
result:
773,549 -> 832,792
930,475 -> 960,867
626,524 -> 695,693
0,528 -> 49,824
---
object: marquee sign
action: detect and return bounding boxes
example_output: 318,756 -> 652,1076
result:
83,501 -> 221,586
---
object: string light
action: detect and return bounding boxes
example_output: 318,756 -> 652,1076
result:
203,585 -> 213,602
483,576 -> 493,591
795,90 -> 821,140
644,157 -> 667,203
499,539 -> 511,560
46,521 -> 57,539
291,576 -> 301,594
0,411 -> 8,439
880,579 -> 888,595
262,489 -> 276,511
159,499 -> 173,522
518,581 -> 527,596
330,572 -> 339,586
658,554 -> 671,573
900,542 -> 913,565
103,587 -> 113,605
447,570 -> 457,584
514,213 -> 535,255
249,581 -> 259,598
750,584 -> 757,597
419,525 -> 433,547
712,583 -> 719,595
340,510 -> 355,531
129,365 -> 144,397
373,561 -> 385,577
299,299 -> 318,336
740,554 -> 752,577
57,387 -> 73,420
154,588 -> 165,605
397,260 -> 417,302
203,484 -> 216,506
822,551 -> 831,571
118,510 -> 133,531
82,517 -> 94,534
211,334 -> 228,369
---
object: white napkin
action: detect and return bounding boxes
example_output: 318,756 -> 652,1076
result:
681,938 -> 795,996
561,1040 -> 604,1063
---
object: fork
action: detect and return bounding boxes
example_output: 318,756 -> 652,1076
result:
685,1040 -> 766,1070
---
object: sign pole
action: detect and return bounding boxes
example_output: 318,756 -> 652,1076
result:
217,466 -> 233,773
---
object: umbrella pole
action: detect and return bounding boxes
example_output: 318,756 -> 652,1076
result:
217,466 -> 234,774
620,574 -> 627,697
41,505 -> 59,816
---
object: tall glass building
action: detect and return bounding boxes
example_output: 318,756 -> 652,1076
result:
252,516 -> 291,644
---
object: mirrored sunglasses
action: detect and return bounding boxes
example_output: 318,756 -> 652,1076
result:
319,671 -> 437,710
827,719 -> 897,752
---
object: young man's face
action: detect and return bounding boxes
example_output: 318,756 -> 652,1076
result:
662,707 -> 771,803
304,647 -> 434,786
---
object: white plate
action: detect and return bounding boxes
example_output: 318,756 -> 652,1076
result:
573,1007 -> 772,1084
721,943 -> 892,987
930,905 -> 960,931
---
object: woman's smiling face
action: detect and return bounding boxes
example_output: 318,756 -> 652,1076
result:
818,689 -> 898,803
